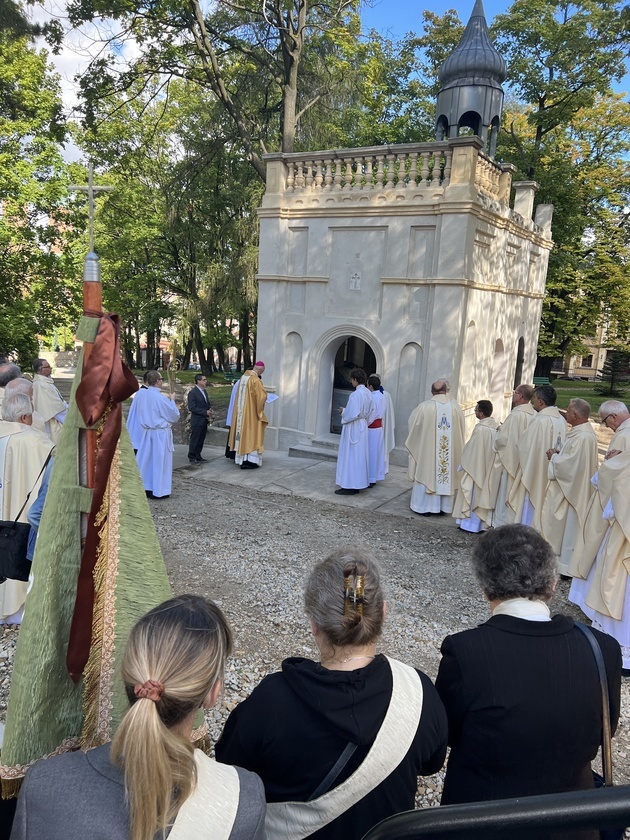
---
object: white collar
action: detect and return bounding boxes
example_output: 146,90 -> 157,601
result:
492,597 -> 551,621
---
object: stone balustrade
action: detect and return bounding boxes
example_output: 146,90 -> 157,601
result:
263,137 -> 513,206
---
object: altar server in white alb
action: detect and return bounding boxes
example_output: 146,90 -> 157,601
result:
540,398 -> 598,576
367,374 -> 387,487
453,400 -> 498,533
335,368 -> 372,496
405,379 -> 465,516
134,370 -> 180,499
507,384 -> 566,529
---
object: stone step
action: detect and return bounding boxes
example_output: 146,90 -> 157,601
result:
288,444 -> 338,462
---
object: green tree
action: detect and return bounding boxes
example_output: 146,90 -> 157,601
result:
0,28 -> 82,362
594,350 -> 630,397
68,0 -> 366,179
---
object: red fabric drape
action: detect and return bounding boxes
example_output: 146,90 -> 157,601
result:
66,313 -> 138,682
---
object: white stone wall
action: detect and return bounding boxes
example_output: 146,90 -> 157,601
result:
256,139 -> 553,460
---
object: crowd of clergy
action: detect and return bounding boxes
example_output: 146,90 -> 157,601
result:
405,379 -> 630,672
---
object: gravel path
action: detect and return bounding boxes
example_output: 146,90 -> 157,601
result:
1,464 -> 628,815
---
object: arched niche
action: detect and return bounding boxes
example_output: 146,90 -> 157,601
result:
489,338 -> 507,416
396,342 -> 424,445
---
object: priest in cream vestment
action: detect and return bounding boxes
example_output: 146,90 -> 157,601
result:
453,400 -> 498,532
32,359 -> 68,444
508,385 -> 566,531
540,399 -> 598,576
568,446 -> 630,669
0,393 -> 54,624
406,380 -> 465,516
482,384 -> 535,528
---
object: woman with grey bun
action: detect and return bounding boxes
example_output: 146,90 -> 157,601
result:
216,548 -> 448,840
436,524 -> 621,840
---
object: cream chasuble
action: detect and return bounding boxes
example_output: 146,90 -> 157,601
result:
0,422 -> 54,619
405,395 -> 465,495
540,422 -> 598,574
453,417 -> 498,524
508,406 -> 566,529
483,403 -> 535,528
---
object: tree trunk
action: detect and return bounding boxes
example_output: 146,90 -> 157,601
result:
182,338 -> 193,370
240,310 -> 251,369
534,356 -> 554,378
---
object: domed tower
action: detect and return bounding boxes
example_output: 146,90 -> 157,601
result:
435,0 -> 506,158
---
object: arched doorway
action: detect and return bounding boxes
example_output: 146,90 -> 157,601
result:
489,339 -> 507,417
330,336 -> 377,433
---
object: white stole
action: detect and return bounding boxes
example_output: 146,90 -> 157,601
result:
265,657 -> 424,840
169,750 -> 240,840
435,401 -> 453,495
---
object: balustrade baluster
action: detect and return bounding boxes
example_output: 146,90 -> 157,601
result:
397,153 -> 407,186
344,158 -> 354,190
385,154 -> 396,189
441,150 -> 452,186
364,157 -> 374,189
324,160 -> 333,190
375,156 -> 385,189
287,163 -> 295,192
408,153 -> 418,187
295,162 -> 305,189
304,161 -> 314,189
315,161 -> 323,189
333,159 -> 343,190
420,152 -> 431,186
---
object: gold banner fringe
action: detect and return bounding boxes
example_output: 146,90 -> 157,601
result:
1,777 -> 22,800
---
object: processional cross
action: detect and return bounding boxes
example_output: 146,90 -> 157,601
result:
68,162 -> 114,487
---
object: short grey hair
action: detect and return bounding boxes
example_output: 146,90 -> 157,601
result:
472,525 -> 558,602
599,400 -> 628,417
4,378 -> 32,397
304,548 -> 384,648
568,398 -> 590,419
0,363 -> 21,387
2,392 -> 33,423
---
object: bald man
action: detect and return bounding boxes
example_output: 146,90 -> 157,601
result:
540,398 -> 598,576
405,379 -> 465,516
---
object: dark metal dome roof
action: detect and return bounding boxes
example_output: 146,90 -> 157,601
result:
438,0 -> 507,88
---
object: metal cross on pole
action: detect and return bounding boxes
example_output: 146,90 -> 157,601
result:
68,162 -> 114,489
69,162 -> 114,283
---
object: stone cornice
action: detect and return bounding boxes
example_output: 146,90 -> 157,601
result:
257,201 -> 553,249
256,274 -> 546,298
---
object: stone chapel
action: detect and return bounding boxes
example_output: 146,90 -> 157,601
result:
254,0 -> 553,465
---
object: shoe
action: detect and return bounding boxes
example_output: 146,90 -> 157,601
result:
369,483 -> 376,488
145,490 -> 154,498
335,488 -> 359,495
240,462 -> 259,469
197,456 -> 208,462
437,511 -> 446,516
189,458 -> 200,464
560,574 -> 572,581
418,512 -> 432,517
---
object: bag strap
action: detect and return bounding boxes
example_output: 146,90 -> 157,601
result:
307,742 -> 358,801
575,621 -> 613,786
12,449 -> 53,525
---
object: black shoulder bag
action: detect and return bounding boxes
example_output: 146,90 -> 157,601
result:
0,450 -> 53,583
575,621 -> 625,840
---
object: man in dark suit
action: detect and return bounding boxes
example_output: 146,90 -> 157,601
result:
187,374 -> 212,464
436,524 -> 621,840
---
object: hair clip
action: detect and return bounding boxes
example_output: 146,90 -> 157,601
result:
343,575 -> 365,615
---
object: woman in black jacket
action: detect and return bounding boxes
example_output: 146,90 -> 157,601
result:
436,524 -> 622,840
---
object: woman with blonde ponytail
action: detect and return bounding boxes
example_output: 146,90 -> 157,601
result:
216,549 -> 448,840
10,595 -> 266,840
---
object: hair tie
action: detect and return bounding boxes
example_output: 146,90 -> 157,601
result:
343,575 -> 365,616
133,679 -> 165,703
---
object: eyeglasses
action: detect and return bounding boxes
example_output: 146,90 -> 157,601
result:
600,413 -> 615,426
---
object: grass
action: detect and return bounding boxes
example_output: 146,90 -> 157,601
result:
549,379 -> 625,415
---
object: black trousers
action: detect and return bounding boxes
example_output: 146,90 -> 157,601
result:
188,423 -> 207,460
